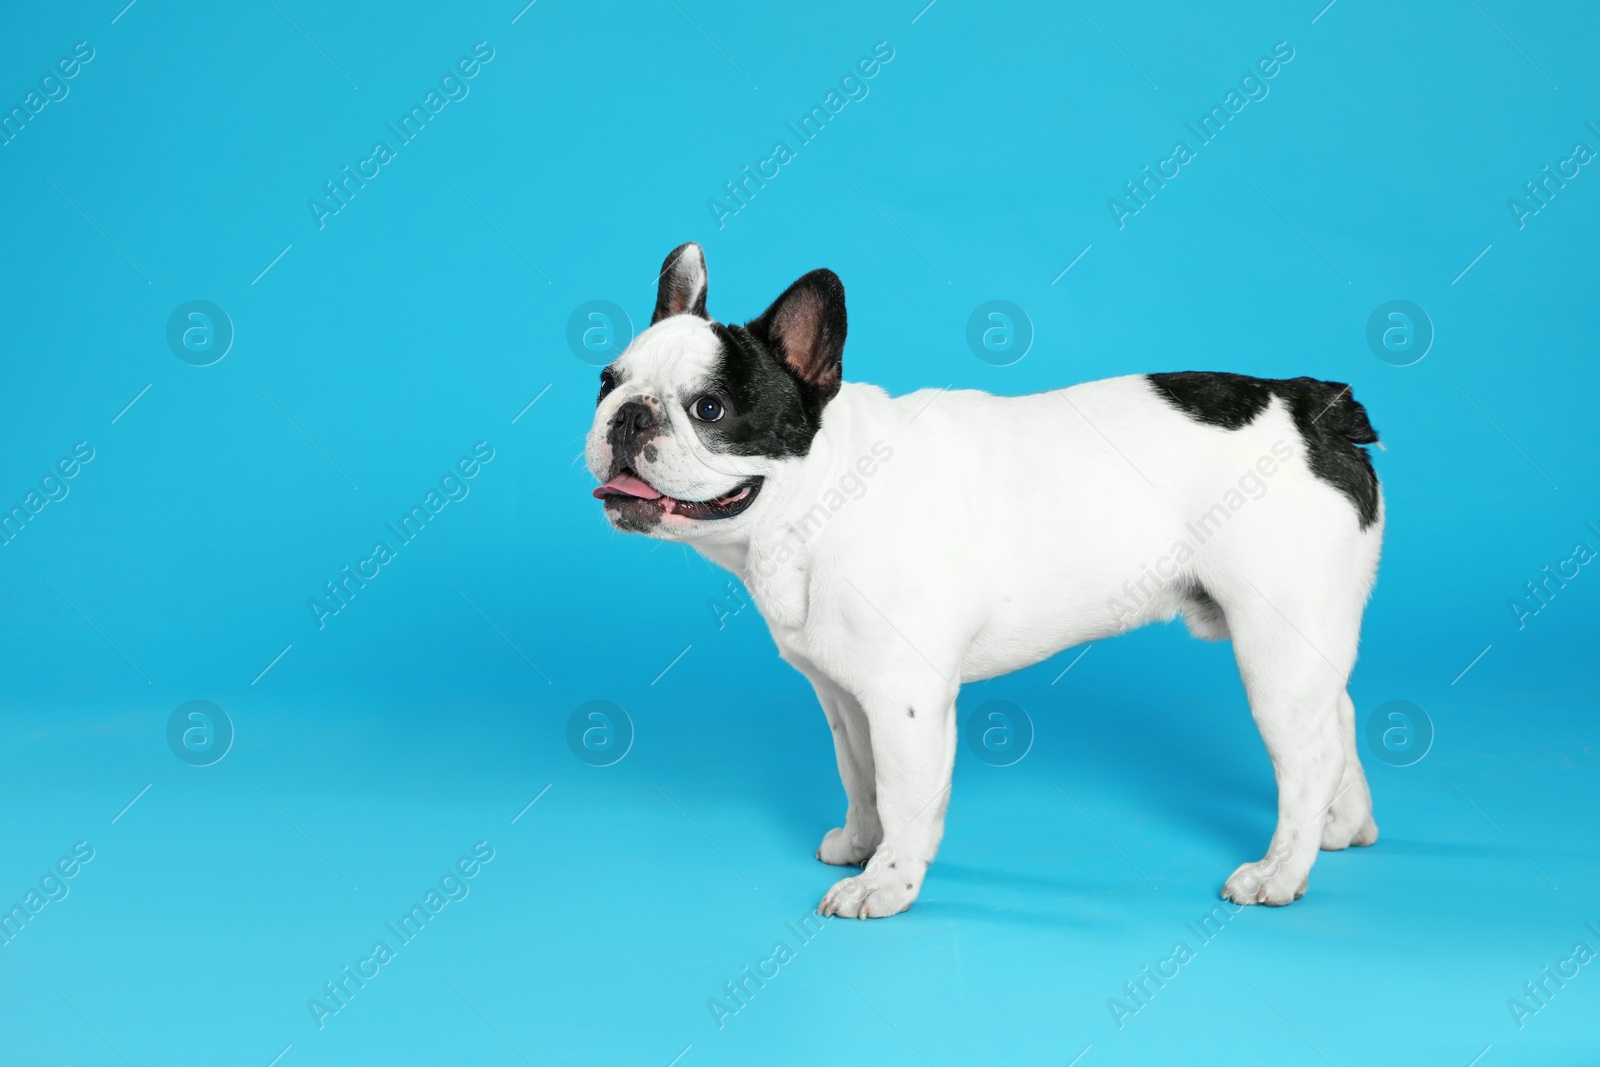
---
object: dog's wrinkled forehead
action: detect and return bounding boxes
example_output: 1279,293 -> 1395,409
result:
611,315 -> 722,399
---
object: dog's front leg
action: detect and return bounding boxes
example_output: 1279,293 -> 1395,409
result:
804,676 -> 882,865
819,674 -> 957,919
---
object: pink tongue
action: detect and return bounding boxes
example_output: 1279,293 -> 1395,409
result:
593,472 -> 662,500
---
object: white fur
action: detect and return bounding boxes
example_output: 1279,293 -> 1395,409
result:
590,315 -> 1383,917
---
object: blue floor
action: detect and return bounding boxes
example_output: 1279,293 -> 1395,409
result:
3,621 -> 1596,1065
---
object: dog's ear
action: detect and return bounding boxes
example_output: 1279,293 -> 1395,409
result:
746,268 -> 845,404
651,242 -> 709,324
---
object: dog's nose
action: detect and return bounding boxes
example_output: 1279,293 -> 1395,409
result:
609,399 -> 658,458
616,400 -> 654,434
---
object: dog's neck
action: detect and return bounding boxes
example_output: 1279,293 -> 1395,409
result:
690,382 -> 886,629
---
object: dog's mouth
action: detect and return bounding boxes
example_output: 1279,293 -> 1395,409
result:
592,468 -> 763,522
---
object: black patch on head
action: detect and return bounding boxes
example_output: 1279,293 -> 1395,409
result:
907,706 -> 916,718
692,323 -> 827,458
1147,371 -> 1381,529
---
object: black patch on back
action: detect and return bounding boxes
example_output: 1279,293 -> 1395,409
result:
1147,371 -> 1381,529
693,323 -> 827,458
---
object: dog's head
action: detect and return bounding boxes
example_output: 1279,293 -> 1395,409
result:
586,243 -> 846,540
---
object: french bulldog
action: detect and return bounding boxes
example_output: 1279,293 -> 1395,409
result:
587,242 -> 1384,918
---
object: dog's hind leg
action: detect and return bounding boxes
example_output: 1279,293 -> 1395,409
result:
1321,689 -> 1379,850
1218,577 -> 1359,906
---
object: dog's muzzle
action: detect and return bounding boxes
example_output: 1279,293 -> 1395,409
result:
607,399 -> 657,470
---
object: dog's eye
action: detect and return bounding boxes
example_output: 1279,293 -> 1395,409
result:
690,395 -> 725,422
597,370 -> 617,405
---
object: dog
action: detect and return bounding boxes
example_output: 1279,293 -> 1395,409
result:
587,242 -> 1383,918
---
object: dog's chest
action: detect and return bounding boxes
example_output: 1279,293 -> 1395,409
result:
741,542 -> 813,646
694,538 -> 811,647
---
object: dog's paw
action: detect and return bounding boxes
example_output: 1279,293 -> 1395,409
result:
1321,813 -> 1379,851
816,826 -> 876,867
819,871 -> 918,919
1221,859 -> 1308,907
1321,778 -> 1380,851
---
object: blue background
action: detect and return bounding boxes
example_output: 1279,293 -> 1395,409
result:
2,0 -> 1597,1063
